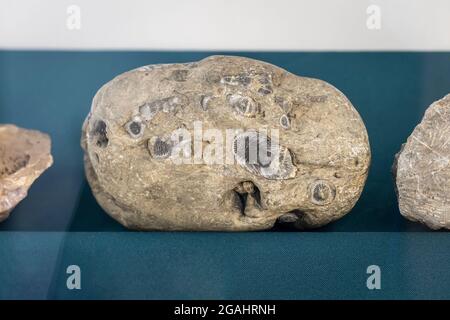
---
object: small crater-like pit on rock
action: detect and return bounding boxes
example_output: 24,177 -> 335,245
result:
92,120 -> 109,148
233,181 -> 262,215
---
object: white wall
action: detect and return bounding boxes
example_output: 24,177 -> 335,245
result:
1,0 -> 449,50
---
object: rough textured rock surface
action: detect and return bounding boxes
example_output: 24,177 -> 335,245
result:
393,94 -> 450,230
81,55 -> 371,231
0,125 -> 53,222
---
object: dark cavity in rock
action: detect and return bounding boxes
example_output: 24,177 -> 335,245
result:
149,137 -> 172,159
233,181 -> 262,215
277,209 -> 304,224
92,120 -> 108,148
125,119 -> 144,138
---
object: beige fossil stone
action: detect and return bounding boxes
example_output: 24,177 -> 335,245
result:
0,125 -> 53,222
81,55 -> 371,231
393,94 -> 450,230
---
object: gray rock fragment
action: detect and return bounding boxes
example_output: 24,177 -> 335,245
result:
394,94 -> 450,229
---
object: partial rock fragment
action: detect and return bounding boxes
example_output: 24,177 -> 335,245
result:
0,125 -> 53,222
81,55 -> 371,231
393,94 -> 450,229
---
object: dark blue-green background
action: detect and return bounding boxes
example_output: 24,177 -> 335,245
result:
0,52 -> 449,299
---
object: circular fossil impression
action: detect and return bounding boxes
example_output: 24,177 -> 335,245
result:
148,137 -> 172,159
309,180 -> 336,206
81,55 -> 371,231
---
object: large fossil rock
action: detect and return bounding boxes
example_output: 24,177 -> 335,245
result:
81,55 -> 370,231
393,94 -> 450,230
0,125 -> 53,222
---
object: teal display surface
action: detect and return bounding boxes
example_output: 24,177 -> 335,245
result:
1,232 -> 450,300
0,51 -> 450,299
